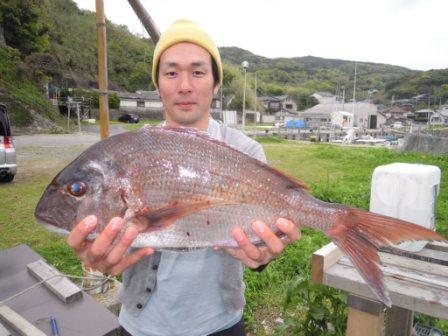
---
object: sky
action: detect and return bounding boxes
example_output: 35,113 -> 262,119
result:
73,0 -> 448,71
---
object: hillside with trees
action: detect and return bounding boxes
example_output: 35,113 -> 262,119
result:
1,0 -> 447,127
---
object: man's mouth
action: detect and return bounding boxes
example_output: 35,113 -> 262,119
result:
176,102 -> 195,109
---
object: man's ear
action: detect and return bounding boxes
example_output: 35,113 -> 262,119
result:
213,84 -> 221,95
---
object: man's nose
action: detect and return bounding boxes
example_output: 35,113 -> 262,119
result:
178,73 -> 193,93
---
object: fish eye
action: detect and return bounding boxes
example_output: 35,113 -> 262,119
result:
67,181 -> 87,197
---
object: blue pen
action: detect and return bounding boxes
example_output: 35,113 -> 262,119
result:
50,317 -> 60,336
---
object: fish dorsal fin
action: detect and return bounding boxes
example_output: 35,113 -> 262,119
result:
146,126 -> 309,191
253,162 -> 309,191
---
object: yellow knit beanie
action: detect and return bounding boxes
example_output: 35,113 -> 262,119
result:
152,19 -> 223,88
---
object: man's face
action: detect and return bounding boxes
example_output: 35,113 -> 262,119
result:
158,42 -> 220,130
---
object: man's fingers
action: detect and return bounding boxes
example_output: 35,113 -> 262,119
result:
252,220 -> 284,256
87,217 -> 123,263
231,227 -> 264,262
67,215 -> 97,253
103,227 -> 138,268
276,218 -> 301,242
107,247 -> 154,276
224,247 -> 271,269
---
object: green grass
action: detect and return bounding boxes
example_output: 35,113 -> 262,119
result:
0,142 -> 447,334
243,143 -> 448,335
0,146 -> 89,276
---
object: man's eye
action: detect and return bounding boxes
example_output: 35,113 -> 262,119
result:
193,71 -> 205,77
165,71 -> 177,77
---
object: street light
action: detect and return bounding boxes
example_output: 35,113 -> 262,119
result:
242,60 -> 249,130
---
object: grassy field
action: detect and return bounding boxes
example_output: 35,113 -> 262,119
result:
0,140 -> 447,335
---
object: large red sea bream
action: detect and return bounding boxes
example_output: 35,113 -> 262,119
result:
35,126 -> 447,306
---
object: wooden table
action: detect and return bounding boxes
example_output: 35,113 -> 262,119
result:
0,244 -> 120,336
312,242 -> 448,336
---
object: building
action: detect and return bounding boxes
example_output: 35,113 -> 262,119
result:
381,106 -> 411,125
116,90 -> 222,120
430,106 -> 448,125
391,99 -> 413,111
258,95 -> 297,113
274,108 -> 298,122
116,90 -> 164,119
414,109 -> 434,123
296,111 -> 332,128
302,102 -> 384,129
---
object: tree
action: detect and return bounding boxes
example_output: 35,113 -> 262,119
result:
440,84 -> 448,103
128,62 -> 151,92
0,0 -> 50,55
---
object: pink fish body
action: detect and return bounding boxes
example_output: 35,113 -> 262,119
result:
35,126 -> 446,306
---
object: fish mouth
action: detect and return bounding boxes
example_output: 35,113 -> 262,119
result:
35,217 -> 71,236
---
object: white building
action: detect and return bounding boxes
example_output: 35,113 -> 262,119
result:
430,106 -> 448,126
303,101 -> 385,129
117,91 -> 163,111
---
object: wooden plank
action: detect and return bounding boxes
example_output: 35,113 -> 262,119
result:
26,260 -> 82,304
0,321 -> 11,336
427,241 -> 448,253
345,307 -> 384,336
0,305 -> 46,336
311,243 -> 342,284
379,252 -> 448,277
338,256 -> 448,291
380,245 -> 448,266
324,263 -> 448,319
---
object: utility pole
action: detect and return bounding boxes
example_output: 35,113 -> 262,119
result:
254,72 -> 257,123
241,61 -> 249,131
96,0 -> 109,139
127,0 -> 161,43
352,62 -> 357,118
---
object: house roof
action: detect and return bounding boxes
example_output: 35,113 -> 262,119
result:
115,90 -> 160,100
304,102 -> 377,115
415,109 -> 434,113
258,95 -> 290,102
383,106 -> 408,114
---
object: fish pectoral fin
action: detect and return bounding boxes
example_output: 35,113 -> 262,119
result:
137,199 -> 235,232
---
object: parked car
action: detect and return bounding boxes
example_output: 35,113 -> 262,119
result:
118,114 -> 140,124
0,104 -> 17,182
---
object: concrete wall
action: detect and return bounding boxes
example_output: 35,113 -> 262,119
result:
402,134 -> 448,154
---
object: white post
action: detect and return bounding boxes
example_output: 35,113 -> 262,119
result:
242,67 -> 247,130
76,103 -> 81,133
254,72 -> 257,124
67,101 -> 71,130
241,61 -> 249,131
352,62 -> 357,125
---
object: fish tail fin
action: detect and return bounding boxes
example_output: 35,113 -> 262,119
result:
326,207 -> 446,307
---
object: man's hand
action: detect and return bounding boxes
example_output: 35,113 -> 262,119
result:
223,218 -> 300,269
67,215 -> 154,276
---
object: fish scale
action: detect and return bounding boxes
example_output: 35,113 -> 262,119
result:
35,125 -> 447,307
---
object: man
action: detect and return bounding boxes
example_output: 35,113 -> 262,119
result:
67,19 -> 300,336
